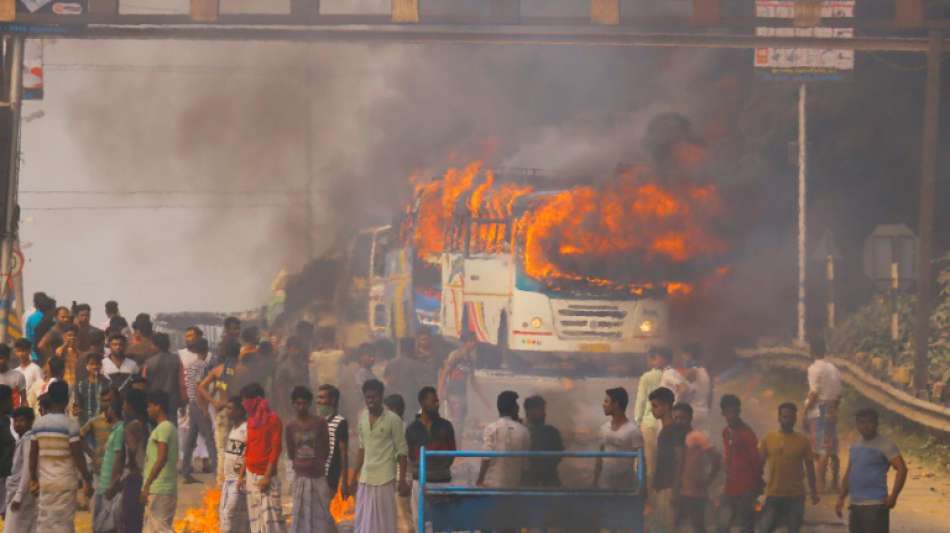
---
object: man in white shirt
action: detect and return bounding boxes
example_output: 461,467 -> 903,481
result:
804,338 -> 842,493
101,334 -> 139,390
477,390 -> 530,489
657,346 -> 688,403
681,343 -> 713,430
13,339 -> 42,404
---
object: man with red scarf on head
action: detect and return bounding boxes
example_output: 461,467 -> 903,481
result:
240,383 -> 287,533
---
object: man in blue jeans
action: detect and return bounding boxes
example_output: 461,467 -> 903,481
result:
758,403 -> 819,533
835,408 -> 907,533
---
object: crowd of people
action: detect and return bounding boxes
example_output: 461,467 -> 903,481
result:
0,292 -> 914,533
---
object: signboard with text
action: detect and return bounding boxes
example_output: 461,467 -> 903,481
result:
754,0 -> 855,82
23,38 -> 42,100
17,0 -> 86,15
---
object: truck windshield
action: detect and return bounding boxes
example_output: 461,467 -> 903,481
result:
513,241 -> 664,300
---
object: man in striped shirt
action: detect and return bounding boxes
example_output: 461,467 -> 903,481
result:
317,384 -> 349,498
182,338 -> 216,484
29,380 -> 93,531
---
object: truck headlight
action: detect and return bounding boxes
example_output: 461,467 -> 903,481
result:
530,317 -> 543,329
639,320 -> 654,333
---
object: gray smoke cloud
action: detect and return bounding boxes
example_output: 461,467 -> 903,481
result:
52,36 -> 735,314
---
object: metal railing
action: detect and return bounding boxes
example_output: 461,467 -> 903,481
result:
418,448 -> 645,532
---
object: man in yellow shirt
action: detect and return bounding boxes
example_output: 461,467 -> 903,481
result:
758,402 -> 819,533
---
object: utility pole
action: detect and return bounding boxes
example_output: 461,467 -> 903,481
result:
303,44 -> 315,261
913,30 -> 941,394
797,82 -> 808,347
0,36 -> 22,344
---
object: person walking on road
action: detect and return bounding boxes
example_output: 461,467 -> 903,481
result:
716,394 -> 762,533
804,337 -> 842,493
759,402 -> 820,533
352,378 -> 410,533
835,408 -> 908,533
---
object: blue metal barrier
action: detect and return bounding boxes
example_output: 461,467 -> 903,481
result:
418,448 -> 645,532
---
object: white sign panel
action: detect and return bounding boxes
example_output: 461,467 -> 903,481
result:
755,0 -> 855,81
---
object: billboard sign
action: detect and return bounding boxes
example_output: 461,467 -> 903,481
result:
754,0 -> 855,82
18,0 -> 86,15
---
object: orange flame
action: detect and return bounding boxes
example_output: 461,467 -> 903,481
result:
174,488 -> 220,533
406,161 -> 725,295
329,487 -> 356,523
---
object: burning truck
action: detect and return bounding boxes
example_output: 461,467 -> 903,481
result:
341,161 -> 726,434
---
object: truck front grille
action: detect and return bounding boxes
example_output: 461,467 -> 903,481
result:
556,305 -> 627,339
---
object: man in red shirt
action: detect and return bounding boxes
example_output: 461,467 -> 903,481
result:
717,394 -> 763,533
240,383 -> 287,533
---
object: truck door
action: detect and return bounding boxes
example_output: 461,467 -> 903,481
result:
462,220 -> 512,345
441,253 -> 465,340
368,226 -> 392,337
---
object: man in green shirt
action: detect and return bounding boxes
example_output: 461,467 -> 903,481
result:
352,378 -> 409,533
141,390 -> 179,533
633,347 -> 666,485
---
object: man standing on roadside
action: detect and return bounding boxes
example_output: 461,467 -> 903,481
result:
182,338 -> 216,484
477,390 -> 530,489
102,334 -> 139,391
37,306 -> 72,362
74,303 -> 103,354
804,338 -> 842,493
716,394 -> 762,533
26,292 -> 50,361
649,387 -> 682,533
437,330 -> 484,436
142,333 -> 185,426
593,387 -> 641,490
523,395 -> 564,488
674,403 -> 720,533
211,317 -> 242,369
30,381 -> 94,531
759,403 -> 820,533
241,383 -> 287,533
352,379 -> 409,533
316,384 -> 348,498
100,301 -> 123,332
141,390 -> 179,533
633,347 -> 665,485
0,344 -> 27,408
199,339 -> 241,484
835,408 -> 907,533
285,386 -> 335,533
406,386 -> 456,531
